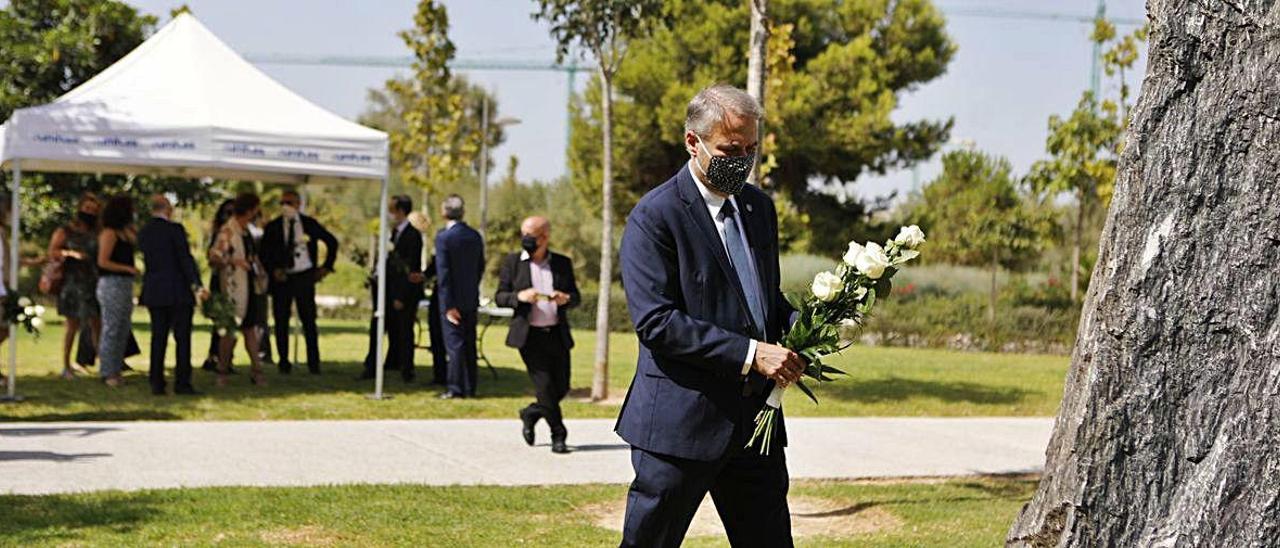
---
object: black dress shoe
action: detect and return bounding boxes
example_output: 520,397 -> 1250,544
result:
403,373 -> 416,384
551,439 -> 570,454
151,386 -> 167,396
174,386 -> 202,396
355,372 -> 376,381
519,409 -> 537,446
278,361 -> 293,375
307,363 -> 321,375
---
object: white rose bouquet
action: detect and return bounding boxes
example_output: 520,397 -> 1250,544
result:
3,295 -> 47,337
747,225 -> 926,454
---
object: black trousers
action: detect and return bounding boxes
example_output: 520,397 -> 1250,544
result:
621,410 -> 793,547
519,327 -> 571,439
363,301 -> 416,379
271,271 -> 320,369
148,303 -> 195,391
442,309 -> 478,396
428,294 -> 447,384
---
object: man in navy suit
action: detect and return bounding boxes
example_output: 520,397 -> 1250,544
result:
616,85 -> 806,547
138,195 -> 207,396
435,194 -> 485,399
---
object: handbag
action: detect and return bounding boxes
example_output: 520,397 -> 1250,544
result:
39,257 -> 64,295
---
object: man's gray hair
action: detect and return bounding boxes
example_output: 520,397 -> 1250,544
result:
685,84 -> 763,138
442,194 -> 465,221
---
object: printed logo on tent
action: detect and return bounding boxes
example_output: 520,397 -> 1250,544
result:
153,140 -> 196,150
34,134 -> 81,144
226,143 -> 266,156
280,149 -> 320,160
333,152 -> 374,164
100,136 -> 139,147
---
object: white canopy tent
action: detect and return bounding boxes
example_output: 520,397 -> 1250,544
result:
0,13 -> 397,400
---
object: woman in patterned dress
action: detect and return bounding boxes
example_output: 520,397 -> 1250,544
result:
208,193 -> 268,387
46,194 -> 102,380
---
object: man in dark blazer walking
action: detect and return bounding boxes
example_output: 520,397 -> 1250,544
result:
359,195 -> 424,382
495,216 -> 580,453
138,195 -> 207,396
435,194 -> 485,399
260,189 -> 338,375
615,85 -> 805,547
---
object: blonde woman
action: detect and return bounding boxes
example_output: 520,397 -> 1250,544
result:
208,193 -> 268,387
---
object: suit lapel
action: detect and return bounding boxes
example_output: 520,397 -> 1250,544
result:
676,167 -> 752,323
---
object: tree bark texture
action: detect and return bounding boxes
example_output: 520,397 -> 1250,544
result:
1009,2 -> 1280,546
747,0 -> 768,186
592,67 -> 615,401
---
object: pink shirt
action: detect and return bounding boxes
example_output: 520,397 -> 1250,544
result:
527,253 -> 558,327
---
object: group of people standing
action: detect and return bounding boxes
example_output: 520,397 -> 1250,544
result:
43,191 -> 327,393
32,187 -> 583,454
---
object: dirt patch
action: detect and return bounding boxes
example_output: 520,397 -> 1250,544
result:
258,525 -> 345,546
580,495 -> 902,539
567,387 -> 628,406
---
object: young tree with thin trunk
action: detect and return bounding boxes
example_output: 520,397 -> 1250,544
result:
1008,2 -> 1280,545
920,150 -> 1053,324
533,1 -> 663,401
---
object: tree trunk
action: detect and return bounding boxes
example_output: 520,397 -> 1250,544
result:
1071,191 -> 1083,303
746,0 -> 768,186
988,249 -> 997,325
591,68 -> 615,401
1008,2 -> 1280,545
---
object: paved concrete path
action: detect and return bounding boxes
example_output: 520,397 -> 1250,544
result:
0,417 -> 1053,495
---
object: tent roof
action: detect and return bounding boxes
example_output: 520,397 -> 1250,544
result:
0,13 -> 387,183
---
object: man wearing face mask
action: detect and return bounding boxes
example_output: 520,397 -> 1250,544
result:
495,216 -> 580,454
615,84 -> 804,546
261,189 -> 339,375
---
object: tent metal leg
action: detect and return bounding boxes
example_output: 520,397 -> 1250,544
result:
3,160 -> 23,403
368,175 -> 390,401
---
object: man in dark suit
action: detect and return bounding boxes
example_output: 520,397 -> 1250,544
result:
615,85 -> 806,547
435,194 -> 485,399
138,195 -> 208,396
495,216 -> 580,453
359,195 -> 424,382
260,190 -> 338,375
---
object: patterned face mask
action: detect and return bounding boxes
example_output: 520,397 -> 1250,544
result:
692,134 -> 754,195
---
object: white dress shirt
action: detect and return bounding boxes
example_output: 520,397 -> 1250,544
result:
521,250 -> 559,327
689,161 -> 760,376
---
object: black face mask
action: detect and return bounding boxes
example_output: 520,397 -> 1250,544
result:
521,235 -> 539,253
693,135 -> 754,195
77,212 -> 97,226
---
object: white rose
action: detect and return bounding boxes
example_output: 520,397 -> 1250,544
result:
22,306 -> 34,317
842,242 -> 865,267
16,314 -> 26,322
854,242 -> 891,279
33,305 -> 45,316
838,317 -> 861,343
17,297 -> 31,307
30,317 -> 42,329
894,225 -> 927,248
811,271 -> 843,302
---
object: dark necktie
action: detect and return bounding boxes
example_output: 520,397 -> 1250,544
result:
285,218 -> 296,268
720,200 -> 765,336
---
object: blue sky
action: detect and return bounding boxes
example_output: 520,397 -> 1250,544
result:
111,1 -> 1147,198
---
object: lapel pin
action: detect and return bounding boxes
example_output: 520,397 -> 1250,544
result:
746,204 -> 753,213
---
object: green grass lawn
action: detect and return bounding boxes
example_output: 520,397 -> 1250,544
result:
0,477 -> 1035,546
0,316 -> 1067,422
